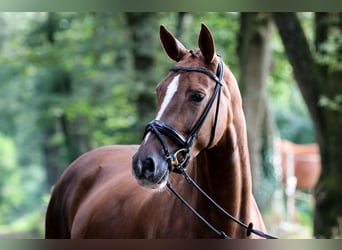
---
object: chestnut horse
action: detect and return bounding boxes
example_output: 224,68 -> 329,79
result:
45,24 -> 267,239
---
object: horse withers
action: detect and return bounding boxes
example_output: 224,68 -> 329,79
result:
45,24 -> 267,239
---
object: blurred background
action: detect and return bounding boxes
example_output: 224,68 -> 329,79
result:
0,12 -> 341,239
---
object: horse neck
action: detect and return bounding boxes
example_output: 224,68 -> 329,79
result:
188,67 -> 254,234
192,125 -> 253,207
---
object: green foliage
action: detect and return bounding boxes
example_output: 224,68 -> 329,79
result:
0,12 -> 324,238
0,134 -> 23,224
319,95 -> 342,112
0,132 -> 45,232
296,198 -> 314,228
316,25 -> 342,71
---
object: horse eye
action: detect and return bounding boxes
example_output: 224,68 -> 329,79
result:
189,92 -> 205,103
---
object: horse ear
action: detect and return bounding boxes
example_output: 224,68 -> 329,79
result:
160,25 -> 187,62
198,24 -> 216,63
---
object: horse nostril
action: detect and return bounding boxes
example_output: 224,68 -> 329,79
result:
142,158 -> 155,179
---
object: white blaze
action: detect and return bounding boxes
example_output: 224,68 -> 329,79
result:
143,75 -> 180,144
156,75 -> 180,120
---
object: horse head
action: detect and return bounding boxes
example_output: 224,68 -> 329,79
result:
132,24 -> 230,190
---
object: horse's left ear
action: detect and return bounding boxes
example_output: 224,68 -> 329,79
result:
198,24 -> 216,64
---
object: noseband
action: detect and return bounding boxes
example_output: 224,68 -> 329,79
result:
144,55 -> 223,173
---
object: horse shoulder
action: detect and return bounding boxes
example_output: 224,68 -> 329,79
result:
55,145 -> 139,203
46,145 -> 139,238
67,145 -> 159,238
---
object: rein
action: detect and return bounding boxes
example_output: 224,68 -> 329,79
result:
143,55 -> 277,239
166,168 -> 277,239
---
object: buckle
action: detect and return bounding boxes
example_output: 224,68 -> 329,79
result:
168,148 -> 190,173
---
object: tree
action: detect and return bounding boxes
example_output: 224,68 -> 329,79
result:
125,13 -> 159,131
273,12 -> 342,238
237,13 -> 277,209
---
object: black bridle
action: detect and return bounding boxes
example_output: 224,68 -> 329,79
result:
145,56 -> 223,173
142,55 -> 277,239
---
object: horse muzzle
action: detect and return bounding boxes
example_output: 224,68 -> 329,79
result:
132,152 -> 169,189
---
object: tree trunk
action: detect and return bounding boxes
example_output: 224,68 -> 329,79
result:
175,12 -> 187,39
125,13 -> 158,130
273,12 -> 342,238
237,13 -> 277,207
314,12 -> 342,238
